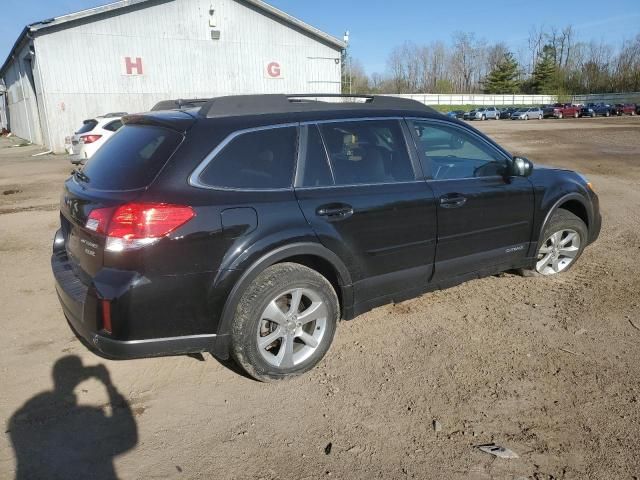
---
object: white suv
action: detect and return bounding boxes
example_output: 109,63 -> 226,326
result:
66,114 -> 125,164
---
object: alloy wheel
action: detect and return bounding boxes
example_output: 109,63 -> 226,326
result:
256,288 -> 328,368
536,229 -> 581,275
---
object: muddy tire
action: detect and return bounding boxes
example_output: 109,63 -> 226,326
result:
518,209 -> 588,277
231,263 -> 339,382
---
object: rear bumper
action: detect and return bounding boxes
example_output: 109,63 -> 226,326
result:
52,230 -> 220,359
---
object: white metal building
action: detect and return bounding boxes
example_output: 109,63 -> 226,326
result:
0,0 -> 345,152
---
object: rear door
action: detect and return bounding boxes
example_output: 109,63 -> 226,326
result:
294,119 -> 437,305
407,118 -> 534,281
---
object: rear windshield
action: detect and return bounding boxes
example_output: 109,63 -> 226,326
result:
80,125 -> 182,190
76,120 -> 98,134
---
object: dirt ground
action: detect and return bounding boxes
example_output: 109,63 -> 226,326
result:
1,116 -> 639,480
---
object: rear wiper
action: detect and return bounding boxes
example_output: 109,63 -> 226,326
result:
72,168 -> 90,183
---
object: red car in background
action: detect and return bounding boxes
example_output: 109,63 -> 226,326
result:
543,103 -> 581,119
613,104 -> 637,116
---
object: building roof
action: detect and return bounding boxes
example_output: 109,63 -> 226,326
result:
1,0 -> 345,76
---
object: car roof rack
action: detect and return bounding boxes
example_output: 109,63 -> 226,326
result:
150,98 -> 211,111
200,94 -> 436,118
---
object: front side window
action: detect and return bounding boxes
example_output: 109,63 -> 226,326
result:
411,121 -> 507,180
199,126 -> 297,189
316,120 -> 415,186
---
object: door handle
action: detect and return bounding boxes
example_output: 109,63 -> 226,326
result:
316,204 -> 354,219
440,194 -> 467,208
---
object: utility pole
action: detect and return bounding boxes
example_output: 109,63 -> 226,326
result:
343,30 -> 352,94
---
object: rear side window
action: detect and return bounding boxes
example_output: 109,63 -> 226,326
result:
76,120 -> 97,134
318,120 -> 415,186
81,125 -> 182,190
299,126 -> 333,187
199,126 -> 297,189
103,120 -> 123,132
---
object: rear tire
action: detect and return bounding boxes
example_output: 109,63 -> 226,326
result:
574,111 -> 579,118
231,263 -> 339,382
518,209 -> 587,277
558,112 -> 563,119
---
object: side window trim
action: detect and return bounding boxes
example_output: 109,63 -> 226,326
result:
294,124 -> 336,188
189,123 -> 299,191
315,124 -> 336,184
405,117 -> 511,181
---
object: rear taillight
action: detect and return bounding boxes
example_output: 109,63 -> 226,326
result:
81,134 -> 102,144
86,203 -> 195,251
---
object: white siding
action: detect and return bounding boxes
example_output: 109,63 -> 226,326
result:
32,0 -> 342,152
1,42 -> 43,144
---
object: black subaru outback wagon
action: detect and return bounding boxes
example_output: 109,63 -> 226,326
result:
53,94 -> 601,381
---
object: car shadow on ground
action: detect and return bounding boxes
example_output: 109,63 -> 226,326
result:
6,355 -> 138,480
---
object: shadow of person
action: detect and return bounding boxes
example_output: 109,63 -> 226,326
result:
7,355 -> 138,480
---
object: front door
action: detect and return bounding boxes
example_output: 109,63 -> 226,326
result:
407,119 -> 534,281
294,120 -> 437,305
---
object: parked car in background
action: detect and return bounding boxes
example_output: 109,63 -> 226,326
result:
66,114 -> 126,164
467,106 -> 500,120
511,107 -> 544,120
543,103 -> 580,119
580,103 -> 614,117
613,103 -> 637,116
52,94 -> 601,381
446,110 -> 466,119
500,107 -> 518,119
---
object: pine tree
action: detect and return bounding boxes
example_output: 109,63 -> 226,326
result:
483,52 -> 520,94
531,45 -> 558,94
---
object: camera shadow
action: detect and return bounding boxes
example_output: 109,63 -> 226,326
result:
7,355 -> 138,480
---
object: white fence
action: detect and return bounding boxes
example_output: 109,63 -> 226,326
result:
382,92 -> 640,106
383,93 -> 557,106
572,92 -> 640,105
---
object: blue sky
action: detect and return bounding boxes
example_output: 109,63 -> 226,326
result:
2,0 -> 639,73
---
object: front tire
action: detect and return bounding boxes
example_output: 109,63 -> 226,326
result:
231,263 -> 339,382
519,209 -> 587,277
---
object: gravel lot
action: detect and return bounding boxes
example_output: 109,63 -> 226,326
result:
1,117 -> 639,479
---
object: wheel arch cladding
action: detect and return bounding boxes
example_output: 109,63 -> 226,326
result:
557,199 -> 589,229
212,243 -> 353,358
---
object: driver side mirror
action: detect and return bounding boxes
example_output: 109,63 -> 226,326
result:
508,156 -> 533,177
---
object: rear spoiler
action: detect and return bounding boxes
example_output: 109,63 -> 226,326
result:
122,111 -> 197,134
